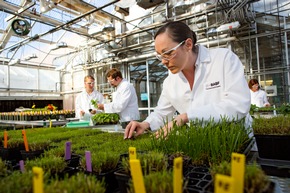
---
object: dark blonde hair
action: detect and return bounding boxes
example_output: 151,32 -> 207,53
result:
84,75 -> 94,82
248,79 -> 260,89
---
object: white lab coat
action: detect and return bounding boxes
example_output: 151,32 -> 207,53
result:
75,89 -> 104,121
104,78 -> 140,122
250,89 -> 270,107
145,45 -> 251,130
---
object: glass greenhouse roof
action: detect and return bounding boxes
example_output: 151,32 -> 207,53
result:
0,0 -> 121,68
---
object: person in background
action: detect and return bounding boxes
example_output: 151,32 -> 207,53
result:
75,75 -> 104,122
248,79 -> 270,107
97,68 -> 140,128
124,21 -> 251,139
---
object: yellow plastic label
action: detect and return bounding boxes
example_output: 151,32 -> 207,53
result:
22,129 -> 29,151
231,153 -> 245,193
215,174 -> 235,193
129,147 -> 136,160
49,119 -> 52,128
33,167 -> 44,193
129,159 -> 146,193
174,157 -> 183,193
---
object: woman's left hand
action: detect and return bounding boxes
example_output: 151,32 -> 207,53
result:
155,113 -> 189,139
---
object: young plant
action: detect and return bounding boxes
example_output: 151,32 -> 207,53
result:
80,151 -> 120,174
44,172 -> 106,193
128,170 -> 187,193
92,113 -> 120,124
277,103 -> 290,115
0,170 -> 49,193
28,141 -> 51,151
25,155 -> 67,176
210,161 -> 270,193
5,138 -> 24,149
0,158 -> 8,177
253,115 -> 290,135
91,99 -> 99,109
120,151 -> 168,175
150,117 -> 251,166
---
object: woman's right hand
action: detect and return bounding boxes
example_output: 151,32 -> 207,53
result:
124,121 -> 149,139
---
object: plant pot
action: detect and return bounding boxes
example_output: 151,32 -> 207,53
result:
0,145 -> 25,161
52,167 -> 79,179
114,169 -> 131,193
257,157 -> 290,178
86,169 -> 119,193
255,134 -> 290,161
21,149 -> 44,160
203,179 -> 277,193
65,154 -> 81,168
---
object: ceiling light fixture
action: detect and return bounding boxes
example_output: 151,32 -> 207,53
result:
102,23 -> 115,32
24,54 -> 37,61
40,0 -> 57,13
50,42 -> 68,51
9,59 -> 20,66
88,26 -> 103,35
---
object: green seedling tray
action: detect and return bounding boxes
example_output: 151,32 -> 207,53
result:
66,121 -> 90,128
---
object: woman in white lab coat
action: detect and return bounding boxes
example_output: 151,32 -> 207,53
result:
248,79 -> 270,107
124,21 -> 251,139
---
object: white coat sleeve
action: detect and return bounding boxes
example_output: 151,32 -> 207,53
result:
262,91 -> 270,106
144,79 -> 176,130
75,94 -> 82,118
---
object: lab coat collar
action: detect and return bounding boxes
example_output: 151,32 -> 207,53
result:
196,44 -> 211,67
116,78 -> 126,89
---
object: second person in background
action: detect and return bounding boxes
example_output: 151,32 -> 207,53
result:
97,68 -> 140,128
75,75 -> 104,122
248,79 -> 270,107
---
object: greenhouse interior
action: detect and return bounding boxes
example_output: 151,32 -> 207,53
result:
0,0 -> 290,193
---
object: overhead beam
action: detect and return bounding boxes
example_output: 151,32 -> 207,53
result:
0,0 -> 120,54
0,1 -> 88,37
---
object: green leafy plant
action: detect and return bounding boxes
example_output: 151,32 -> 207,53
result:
277,103 -> 290,115
210,161 -> 270,193
92,113 -> 120,125
91,99 -> 98,109
128,170 -> 188,193
5,138 -> 24,148
80,151 -> 120,174
44,172 -> 106,193
150,117 -> 252,166
25,155 -> 67,176
253,115 -> 290,135
28,141 -> 51,151
0,158 -> 8,177
0,170 -> 50,193
120,151 -> 168,175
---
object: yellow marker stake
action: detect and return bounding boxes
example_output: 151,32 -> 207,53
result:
215,174 -> 235,193
231,153 -> 245,193
33,167 -> 44,193
129,159 -> 146,193
22,129 -> 29,151
173,157 -> 183,193
4,130 -> 8,148
129,147 -> 137,160
49,119 -> 52,128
